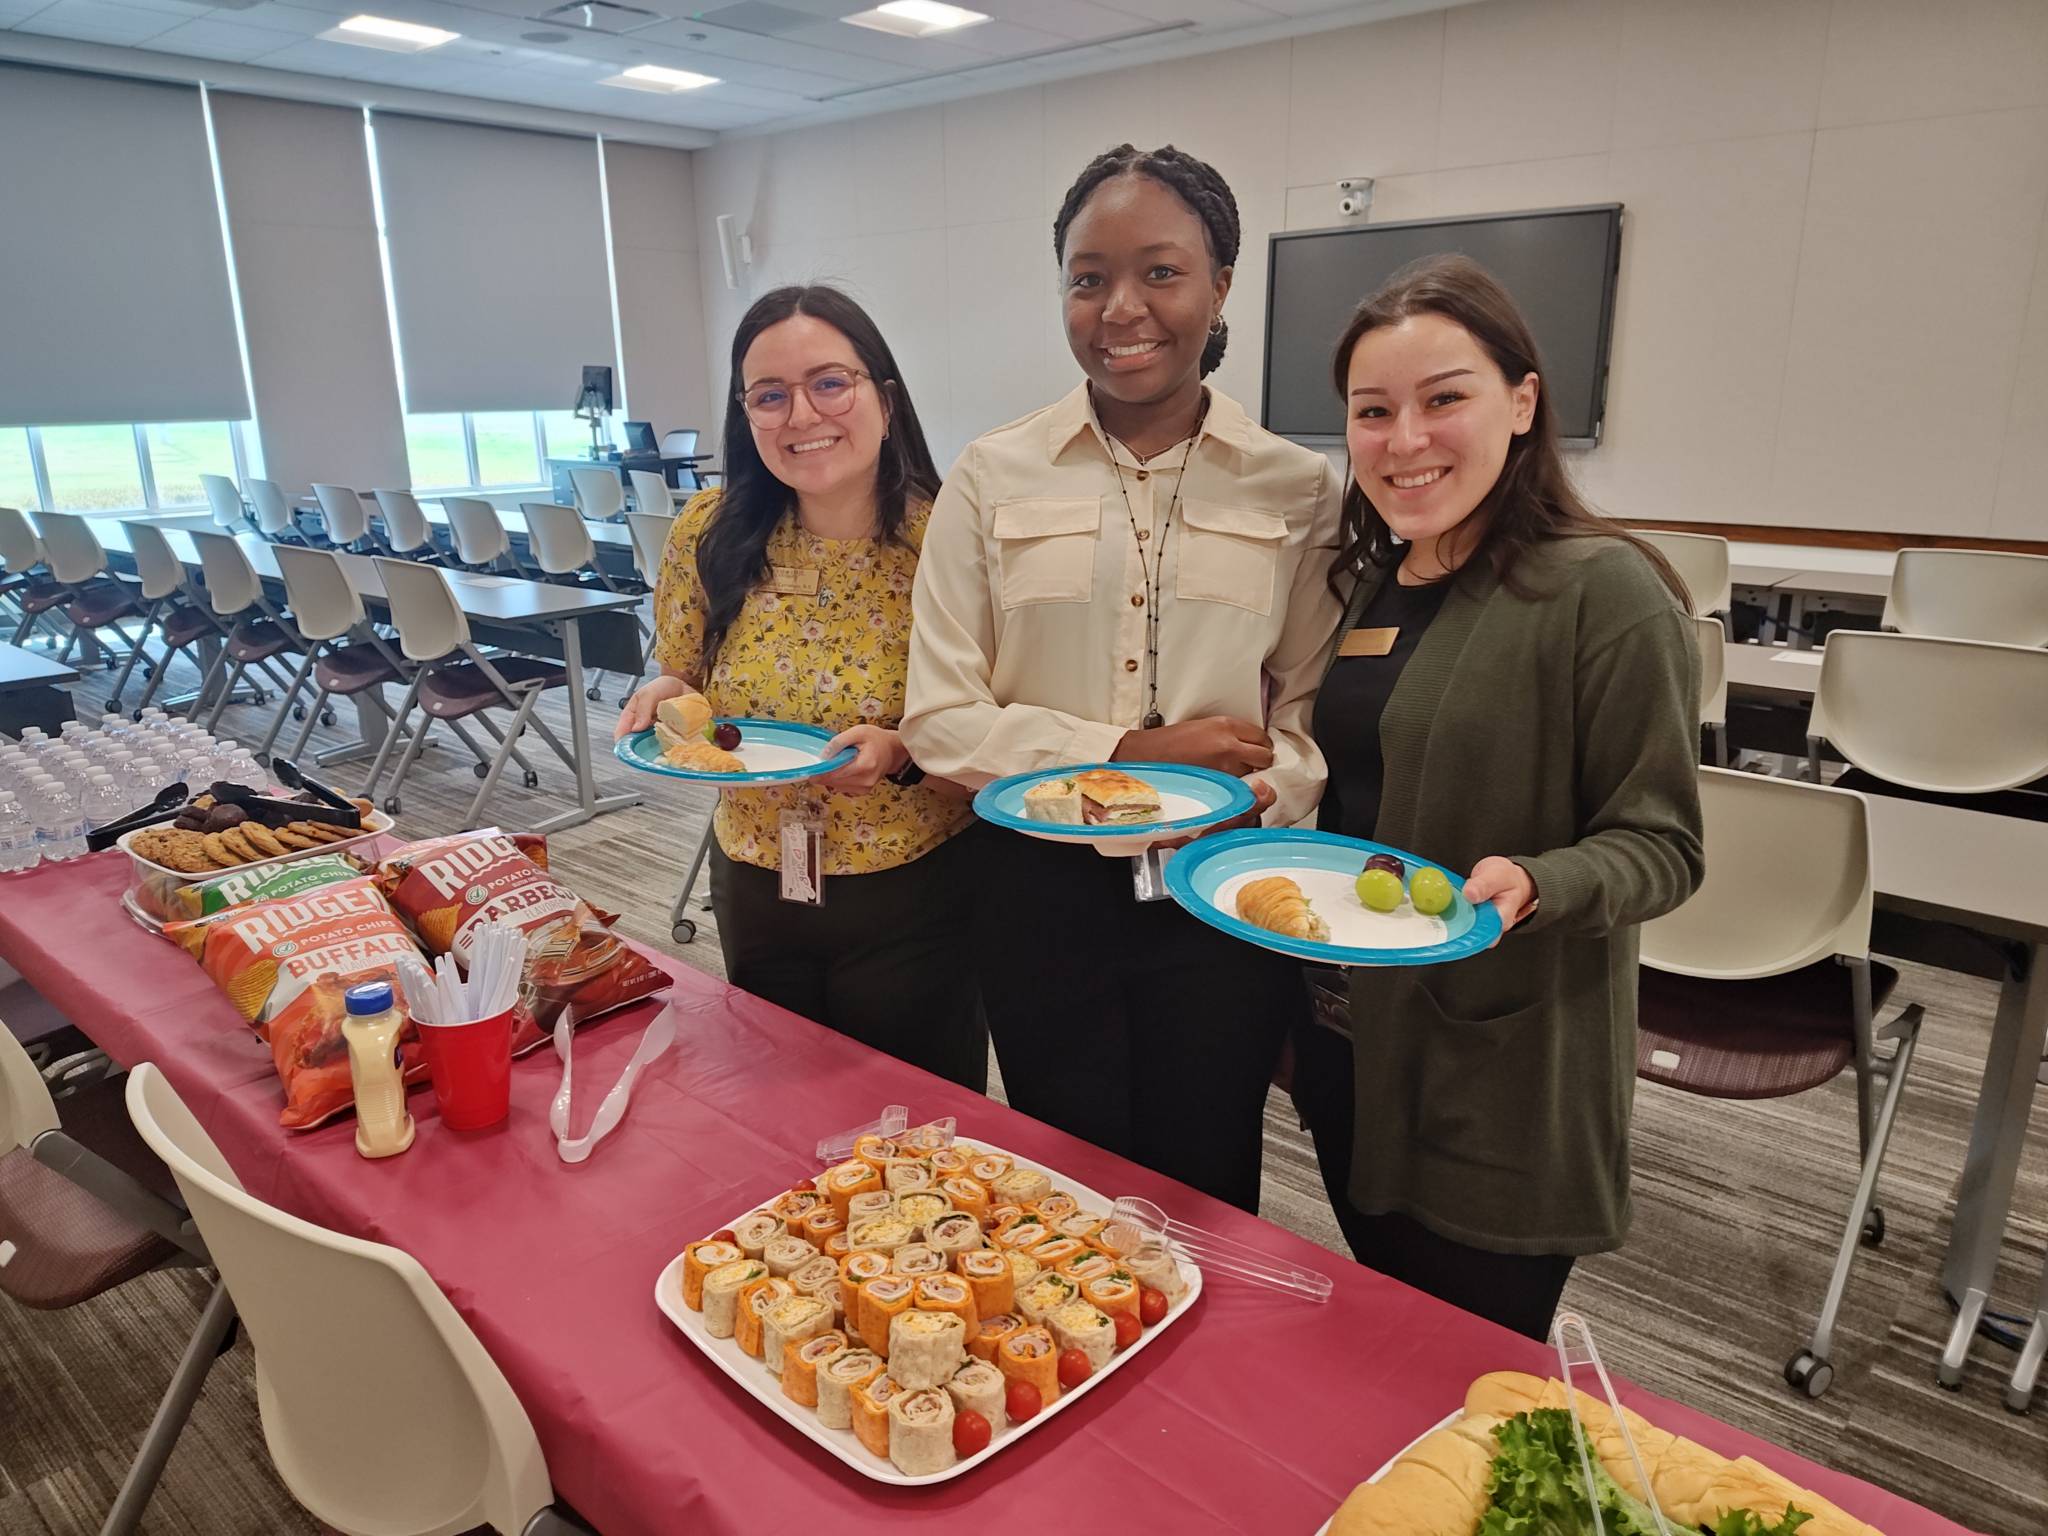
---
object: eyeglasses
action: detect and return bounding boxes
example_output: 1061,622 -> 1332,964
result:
737,368 -> 871,428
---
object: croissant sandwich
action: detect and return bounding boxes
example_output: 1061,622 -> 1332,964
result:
662,737 -> 744,774
1236,876 -> 1330,942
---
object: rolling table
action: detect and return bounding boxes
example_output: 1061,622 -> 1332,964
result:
0,640 -> 79,736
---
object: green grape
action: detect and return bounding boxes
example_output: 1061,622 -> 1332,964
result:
1355,867 -> 1403,912
1410,866 -> 1454,916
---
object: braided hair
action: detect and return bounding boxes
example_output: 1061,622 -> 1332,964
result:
1052,144 -> 1241,378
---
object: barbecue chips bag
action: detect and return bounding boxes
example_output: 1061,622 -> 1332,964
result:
372,829 -> 666,1055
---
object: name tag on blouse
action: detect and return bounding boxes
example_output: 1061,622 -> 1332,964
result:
1339,627 -> 1400,657
763,565 -> 820,597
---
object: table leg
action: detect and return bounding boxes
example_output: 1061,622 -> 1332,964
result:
531,616 -> 639,836
1938,941 -> 2048,1388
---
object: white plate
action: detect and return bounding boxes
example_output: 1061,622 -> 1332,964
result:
653,1138 -> 1203,1485
1313,1408 -> 1464,1534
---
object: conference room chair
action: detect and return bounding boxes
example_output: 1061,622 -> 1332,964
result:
124,1065 -> 593,1536
1637,767 -> 1924,1399
366,557 -> 581,828
371,488 -> 446,565
1638,529 -> 1731,618
312,483 -> 373,552
445,495 -> 514,573
1,1024 -> 233,1536
246,478 -> 302,543
258,544 -> 414,768
1882,548 -> 2048,648
34,511 -> 146,670
1,504 -> 65,644
114,520 -> 225,718
660,428 -> 713,489
519,501 -> 643,701
1805,630 -> 2048,793
198,472 -> 248,531
567,463 -> 626,524
1692,614 -> 1728,767
628,466 -> 679,518
187,529 -> 301,734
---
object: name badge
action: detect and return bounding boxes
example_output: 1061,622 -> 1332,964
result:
765,565 -> 820,597
1339,627 -> 1399,657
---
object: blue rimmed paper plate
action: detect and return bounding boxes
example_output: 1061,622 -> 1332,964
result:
974,762 -> 1255,856
614,718 -> 855,785
1165,827 -> 1501,967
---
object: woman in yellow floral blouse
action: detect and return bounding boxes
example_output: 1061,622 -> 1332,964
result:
616,285 -> 985,1087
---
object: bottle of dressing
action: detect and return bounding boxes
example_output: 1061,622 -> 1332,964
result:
343,981 -> 415,1158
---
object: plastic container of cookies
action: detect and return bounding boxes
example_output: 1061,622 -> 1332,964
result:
118,809 -> 394,925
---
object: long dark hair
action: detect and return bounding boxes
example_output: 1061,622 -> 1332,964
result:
696,284 -> 940,675
1052,144 -> 1240,378
1330,253 -> 1685,605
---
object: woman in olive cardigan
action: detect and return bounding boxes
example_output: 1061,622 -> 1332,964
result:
1294,254 -> 1705,1340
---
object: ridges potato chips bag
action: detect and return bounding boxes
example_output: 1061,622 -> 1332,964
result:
170,851 -> 365,921
167,876 -> 429,1128
374,829 -> 666,1055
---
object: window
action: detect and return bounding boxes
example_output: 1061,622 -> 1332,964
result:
471,412 -> 541,487
402,413 -> 469,491
0,421 -> 252,514
540,409 -> 596,463
402,410 -> 575,493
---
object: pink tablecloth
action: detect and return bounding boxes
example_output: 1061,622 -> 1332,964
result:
0,852 -> 1972,1536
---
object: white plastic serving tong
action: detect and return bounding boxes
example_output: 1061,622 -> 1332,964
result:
1549,1312 -> 1674,1536
1102,1194 -> 1333,1303
550,1003 -> 677,1165
813,1104 -> 910,1165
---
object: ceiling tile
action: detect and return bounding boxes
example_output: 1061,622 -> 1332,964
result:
146,14 -> 302,57
15,0 -> 188,44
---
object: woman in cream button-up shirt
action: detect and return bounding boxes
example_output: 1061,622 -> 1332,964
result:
903,145 -> 1344,1211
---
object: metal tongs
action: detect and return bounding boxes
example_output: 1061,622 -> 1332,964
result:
1550,1312 -> 1675,1536
550,1003 -> 677,1164
1099,1193 -> 1333,1302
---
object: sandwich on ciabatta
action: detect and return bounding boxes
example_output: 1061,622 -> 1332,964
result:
1073,769 -> 1162,825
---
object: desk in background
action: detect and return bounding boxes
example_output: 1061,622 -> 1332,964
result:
545,453 -> 707,507
0,641 -> 79,736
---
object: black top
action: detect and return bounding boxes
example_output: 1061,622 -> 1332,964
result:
1313,573 -> 1452,840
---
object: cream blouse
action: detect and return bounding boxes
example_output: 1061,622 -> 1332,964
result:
902,384 -> 1345,828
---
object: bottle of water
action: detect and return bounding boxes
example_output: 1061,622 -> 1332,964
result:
223,750 -> 269,792
26,774 -> 86,863
0,790 -> 36,873
81,771 -> 128,834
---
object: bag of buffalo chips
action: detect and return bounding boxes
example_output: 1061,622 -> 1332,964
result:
373,829 -> 666,1054
166,875 -> 430,1128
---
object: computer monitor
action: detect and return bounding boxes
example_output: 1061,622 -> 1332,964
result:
576,364 -> 614,414
623,420 -> 657,455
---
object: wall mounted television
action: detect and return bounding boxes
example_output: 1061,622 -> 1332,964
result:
1262,204 -> 1624,447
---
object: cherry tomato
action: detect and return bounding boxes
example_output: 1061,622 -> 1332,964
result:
1111,1311 -> 1142,1352
710,1228 -> 737,1245
1005,1379 -> 1043,1423
952,1409 -> 992,1458
1056,1348 -> 1092,1390
1138,1287 -> 1169,1327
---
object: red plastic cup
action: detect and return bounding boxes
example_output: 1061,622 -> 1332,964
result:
417,1007 -> 514,1131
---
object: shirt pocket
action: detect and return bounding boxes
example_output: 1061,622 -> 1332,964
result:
1176,500 -> 1287,614
991,497 -> 1100,609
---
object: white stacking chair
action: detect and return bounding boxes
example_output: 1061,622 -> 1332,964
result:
659,429 -> 712,488
34,511 -> 146,670
187,529 -> 301,734
444,496 -> 513,572
1692,614 -> 1728,767
520,502 -> 639,702
372,488 -> 443,562
623,512 -> 673,594
124,1065 -> 591,1536
312,483 -> 372,551
116,521 -> 224,717
259,544 -> 419,767
1638,530 -> 1731,618
1806,630 -> 2048,793
2,504 -> 62,643
364,558 -> 581,827
1883,548 -> 2048,648
1638,768 -> 1924,1398
628,467 -> 677,518
246,479 -> 301,542
567,464 -> 625,524
198,473 -> 247,531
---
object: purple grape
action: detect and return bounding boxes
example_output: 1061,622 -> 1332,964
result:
1364,852 -> 1405,880
713,722 -> 742,751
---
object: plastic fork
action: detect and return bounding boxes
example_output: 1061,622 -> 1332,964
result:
1103,1194 -> 1333,1303
550,1003 -> 677,1164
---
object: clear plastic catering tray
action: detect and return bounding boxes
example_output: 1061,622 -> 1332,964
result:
117,809 -> 393,926
654,1138 -> 1203,1486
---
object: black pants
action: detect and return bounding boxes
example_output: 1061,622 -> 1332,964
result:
973,832 -> 1303,1212
1292,1011 -> 1574,1341
709,828 -> 987,1091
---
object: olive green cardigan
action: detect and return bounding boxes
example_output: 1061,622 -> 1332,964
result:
1329,536 -> 1704,1256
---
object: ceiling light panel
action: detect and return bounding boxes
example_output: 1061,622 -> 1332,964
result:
601,62 -> 719,90
319,13 -> 460,51
841,2 -> 990,39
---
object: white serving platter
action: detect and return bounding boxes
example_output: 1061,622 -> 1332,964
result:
653,1138 -> 1204,1485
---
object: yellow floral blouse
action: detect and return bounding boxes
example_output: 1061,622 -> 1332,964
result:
652,489 -> 971,876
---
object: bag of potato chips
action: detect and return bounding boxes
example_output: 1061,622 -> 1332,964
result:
167,876 -> 430,1128
373,829 -> 666,1055
169,851 -> 365,921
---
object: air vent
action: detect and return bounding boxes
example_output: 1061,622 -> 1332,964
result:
532,1 -> 671,36
689,1 -> 822,37
521,29 -> 572,42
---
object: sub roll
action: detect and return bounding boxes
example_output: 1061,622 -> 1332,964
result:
956,1247 -> 1016,1316
1049,1300 -> 1116,1372
938,1176 -> 990,1224
927,1212 -> 984,1260
916,1272 -> 980,1342
890,1242 -> 947,1278
817,1347 -> 884,1431
857,1274 -> 916,1357
734,1276 -> 793,1358
887,1388 -> 957,1477
681,1239 -> 743,1311
762,1294 -> 833,1376
840,1250 -> 892,1319
997,1325 -> 1061,1404
1083,1267 -> 1141,1323
781,1328 -> 847,1408
888,1309 -> 968,1390
852,1373 -> 903,1458
730,1211 -> 783,1259
990,1167 -> 1051,1207
701,1258 -> 767,1339
764,1234 -> 820,1278
1126,1241 -> 1186,1301
948,1358 -> 1009,1436
969,1312 -> 1021,1365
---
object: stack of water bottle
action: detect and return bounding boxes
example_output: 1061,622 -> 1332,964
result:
0,709 -> 271,872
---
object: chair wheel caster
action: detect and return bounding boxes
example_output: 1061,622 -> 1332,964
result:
522,770 -> 540,789
103,655 -> 117,670
321,710 -> 336,727
293,704 -> 308,721
473,763 -> 491,780
1861,1207 -> 1886,1247
1784,1351 -> 1833,1398
383,796 -> 401,815
132,709 -> 145,722
586,687 -> 604,702
673,919 -> 697,943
